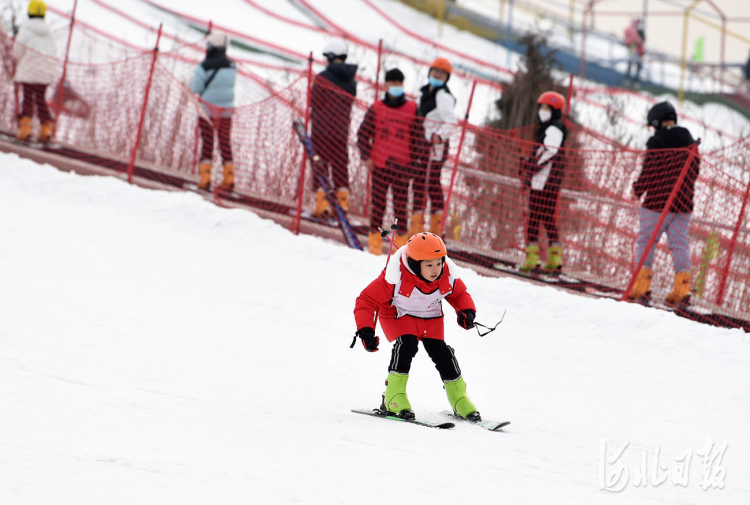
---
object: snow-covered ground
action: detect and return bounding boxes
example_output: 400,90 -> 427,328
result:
2,153 -> 749,504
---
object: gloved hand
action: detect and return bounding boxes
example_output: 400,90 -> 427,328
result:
356,327 -> 379,352
457,309 -> 476,330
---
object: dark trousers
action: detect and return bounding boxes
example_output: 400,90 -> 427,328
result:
21,83 -> 52,123
199,116 -> 233,163
370,162 -> 409,233
527,189 -> 559,243
312,135 -> 349,191
412,158 -> 445,213
389,335 -> 462,382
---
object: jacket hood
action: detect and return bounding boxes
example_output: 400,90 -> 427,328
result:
326,62 -> 358,81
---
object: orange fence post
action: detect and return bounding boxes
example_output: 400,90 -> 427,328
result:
621,143 -> 699,300
716,179 -> 750,306
440,79 -> 477,236
292,53 -> 314,235
126,24 -> 162,184
51,0 -> 78,140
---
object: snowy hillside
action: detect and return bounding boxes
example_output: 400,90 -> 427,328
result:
33,0 -> 750,150
1,154 -> 748,504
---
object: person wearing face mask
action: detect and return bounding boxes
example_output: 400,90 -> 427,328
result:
411,57 -> 457,236
310,40 -> 358,217
519,91 -> 568,273
357,68 -> 421,255
628,101 -> 699,306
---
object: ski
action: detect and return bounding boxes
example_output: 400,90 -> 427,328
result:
351,409 -> 455,429
292,119 -> 363,251
441,411 -> 510,432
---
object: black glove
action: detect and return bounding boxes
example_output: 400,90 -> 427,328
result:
356,327 -> 380,352
457,309 -> 476,330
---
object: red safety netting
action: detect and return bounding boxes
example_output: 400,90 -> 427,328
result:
1,6 -> 748,331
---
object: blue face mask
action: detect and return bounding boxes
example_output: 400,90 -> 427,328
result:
387,86 -> 405,97
428,76 -> 445,88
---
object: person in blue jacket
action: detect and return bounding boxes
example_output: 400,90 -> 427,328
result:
190,30 -> 237,191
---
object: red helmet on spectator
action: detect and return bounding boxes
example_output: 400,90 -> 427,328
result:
538,91 -> 566,111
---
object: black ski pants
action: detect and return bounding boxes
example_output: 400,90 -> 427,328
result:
388,335 -> 462,382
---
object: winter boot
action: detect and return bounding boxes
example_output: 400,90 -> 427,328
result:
198,161 -> 212,190
336,188 -> 350,213
627,266 -> 652,301
368,231 -> 383,256
444,376 -> 480,421
219,163 -> 234,191
429,213 -> 443,235
394,233 -> 409,248
38,121 -> 53,143
520,244 -> 540,272
543,244 -> 563,272
409,212 -> 424,236
16,116 -> 32,142
384,372 -> 414,419
666,271 -> 691,305
312,188 -> 330,218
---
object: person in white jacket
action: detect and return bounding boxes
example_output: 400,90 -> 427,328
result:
13,1 -> 58,142
412,57 -> 457,235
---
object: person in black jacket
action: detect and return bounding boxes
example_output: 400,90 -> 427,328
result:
629,101 -> 699,305
744,49 -> 750,86
310,40 -> 357,217
519,91 -> 568,273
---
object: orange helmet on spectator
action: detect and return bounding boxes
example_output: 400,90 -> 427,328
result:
429,57 -> 453,83
537,91 -> 566,111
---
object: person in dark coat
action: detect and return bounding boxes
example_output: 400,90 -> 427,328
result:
310,40 -> 357,217
519,91 -> 568,273
629,101 -> 700,306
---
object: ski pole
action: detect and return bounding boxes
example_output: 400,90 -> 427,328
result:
473,310 -> 506,337
350,220 -> 398,349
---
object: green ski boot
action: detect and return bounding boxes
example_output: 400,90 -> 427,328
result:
520,244 -> 540,272
384,372 -> 414,419
444,377 -> 480,421
543,244 -> 563,272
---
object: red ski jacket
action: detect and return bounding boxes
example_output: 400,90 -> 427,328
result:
354,248 -> 475,342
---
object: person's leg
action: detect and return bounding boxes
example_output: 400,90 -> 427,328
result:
197,117 -> 214,189
368,168 -> 388,255
522,190 -> 543,271
629,207 -> 667,299
16,83 -> 34,141
390,165 -> 410,244
422,338 -> 479,420
427,158 -> 446,234
384,335 -> 419,416
539,191 -> 562,271
665,212 -> 692,304
310,135 -> 331,217
217,115 -> 234,190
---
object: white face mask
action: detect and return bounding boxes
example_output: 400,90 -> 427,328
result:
538,109 -> 552,123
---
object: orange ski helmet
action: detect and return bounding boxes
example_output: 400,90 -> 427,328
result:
538,91 -> 566,111
406,232 -> 447,261
430,57 -> 453,75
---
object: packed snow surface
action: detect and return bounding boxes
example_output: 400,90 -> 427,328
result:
1,153 -> 748,504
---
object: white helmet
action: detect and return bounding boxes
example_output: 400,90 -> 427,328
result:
207,30 -> 230,49
322,39 -> 348,60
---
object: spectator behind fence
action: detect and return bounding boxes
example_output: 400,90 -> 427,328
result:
519,91 -> 568,273
744,49 -> 750,89
357,68 -> 420,255
412,57 -> 456,236
190,30 -> 236,192
310,40 -> 357,217
623,19 -> 645,87
629,102 -> 700,306
13,1 -> 58,143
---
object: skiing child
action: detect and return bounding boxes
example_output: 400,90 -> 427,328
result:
628,101 -> 700,305
411,57 -> 457,236
519,91 -> 568,273
353,232 -> 482,422
357,68 -> 420,255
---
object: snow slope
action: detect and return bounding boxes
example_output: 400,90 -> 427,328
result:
1,153 -> 748,504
